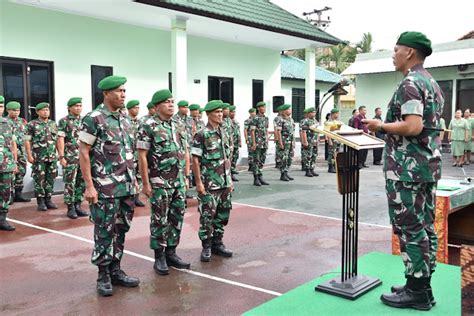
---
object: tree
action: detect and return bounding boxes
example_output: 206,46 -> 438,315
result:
356,32 -> 373,53
316,44 -> 354,74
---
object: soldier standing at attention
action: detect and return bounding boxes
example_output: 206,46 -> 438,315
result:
191,100 -> 234,262
364,32 -> 444,311
300,107 -> 319,177
0,98 -> 18,231
79,75 -> 140,297
189,103 -> 205,133
273,107 -> 283,170
229,105 -> 241,182
25,102 -> 59,211
126,99 -> 145,207
137,89 -> 191,275
275,104 -> 295,181
57,97 -> 88,219
243,108 -> 256,172
173,100 -> 194,196
249,101 -> 270,186
327,108 -> 341,174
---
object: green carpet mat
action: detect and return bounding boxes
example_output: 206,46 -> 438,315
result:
244,252 -> 460,316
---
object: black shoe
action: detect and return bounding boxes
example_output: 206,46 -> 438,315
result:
165,246 -> 191,269
14,187 -> 31,202
305,170 -> 314,177
363,164 -> 369,168
286,172 -> 294,180
134,195 -> 145,207
75,202 -> 89,217
67,204 -> 78,219
110,265 -> 140,288
231,170 -> 239,175
97,266 -> 113,297
45,198 -> 58,209
374,161 -> 382,166
211,242 -> 233,257
311,169 -> 319,176
153,249 -> 169,275
253,174 -> 262,186
380,288 -> 432,311
0,216 -> 16,231
391,285 -> 436,306
328,165 -> 336,173
258,175 -> 269,185
231,174 -> 239,182
280,172 -> 289,181
200,240 -> 212,262
37,197 -> 47,212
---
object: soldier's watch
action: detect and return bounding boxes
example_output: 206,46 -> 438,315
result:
378,123 -> 385,133
59,156 -> 64,159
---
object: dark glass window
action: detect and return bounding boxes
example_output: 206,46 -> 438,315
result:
252,79 -> 264,108
457,79 -> 474,112
208,76 -> 234,104
91,65 -> 113,109
291,88 -> 320,122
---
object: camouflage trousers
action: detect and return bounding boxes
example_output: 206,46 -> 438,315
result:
231,147 -> 239,172
90,196 -> 135,266
327,141 -> 340,168
386,179 -> 438,278
134,159 -> 142,191
275,144 -> 281,169
252,147 -> 267,176
32,161 -> 58,198
149,186 -> 186,249
246,143 -> 254,169
63,163 -> 85,205
278,141 -> 294,173
13,149 -> 27,188
198,187 -> 232,241
0,172 -> 12,216
302,145 -> 318,171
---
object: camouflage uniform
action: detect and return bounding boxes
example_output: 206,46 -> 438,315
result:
9,117 -> 27,189
173,112 -> 193,147
300,117 -> 319,171
129,116 -> 142,190
276,116 -> 295,173
0,117 -> 16,220
230,118 -> 241,173
249,114 -> 269,175
222,116 -> 234,151
273,115 -> 282,169
193,117 -> 205,134
384,63 -> 444,279
327,118 -> 341,171
191,124 -> 233,242
243,117 -> 254,169
79,104 -> 136,267
58,114 -> 84,205
25,118 -> 58,198
137,115 -> 187,249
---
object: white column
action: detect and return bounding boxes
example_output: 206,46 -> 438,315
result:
171,17 -> 187,102
305,47 -> 316,110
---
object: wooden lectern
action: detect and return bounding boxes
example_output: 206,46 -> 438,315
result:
311,123 -> 385,300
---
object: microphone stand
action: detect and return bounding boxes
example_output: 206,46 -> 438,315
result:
317,92 -> 335,124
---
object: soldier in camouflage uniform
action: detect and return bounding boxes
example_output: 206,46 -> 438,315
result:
273,109 -> 283,170
173,100 -> 194,195
191,100 -> 234,262
300,111 -> 309,171
243,108 -> 256,171
249,101 -> 270,186
57,97 -> 88,219
25,102 -> 59,211
0,97 -> 18,231
221,103 -> 234,147
365,32 -> 444,311
137,89 -> 191,275
6,101 -> 30,203
300,107 -> 320,177
327,108 -> 341,174
189,103 -> 205,133
126,99 -> 145,207
275,104 -> 295,181
229,105 -> 241,182
79,75 -> 139,297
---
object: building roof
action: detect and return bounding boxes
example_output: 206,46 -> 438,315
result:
342,39 -> 474,75
136,0 -> 342,45
281,54 -> 342,83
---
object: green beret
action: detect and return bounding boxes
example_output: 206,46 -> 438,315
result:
35,102 -> 50,111
147,102 -> 154,109
98,75 -> 127,91
305,107 -> 316,113
189,104 -> 200,111
249,108 -> 256,113
151,89 -> 173,105
0,96 -> 4,103
229,105 -> 236,111
222,103 -> 230,109
330,108 -> 339,114
279,104 -> 291,111
256,101 -> 266,108
67,97 -> 82,107
6,101 -> 21,110
204,100 -> 223,112
396,31 -> 432,57
126,100 -> 140,109
177,100 -> 189,107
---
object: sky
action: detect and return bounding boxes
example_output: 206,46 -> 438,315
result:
271,0 -> 474,50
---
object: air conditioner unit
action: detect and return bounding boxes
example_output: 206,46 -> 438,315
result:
457,64 -> 474,76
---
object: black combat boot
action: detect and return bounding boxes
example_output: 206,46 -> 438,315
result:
311,169 -> 319,177
231,170 -> 239,175
0,214 -> 16,231
153,247 -> 169,275
110,261 -> 140,287
391,274 -> 436,306
66,204 -> 78,219
134,194 -> 145,207
75,202 -> 89,217
280,172 -> 290,181
248,164 -> 252,172
165,246 -> 191,269
37,197 -> 47,211
44,197 -> 58,209
328,165 -> 336,173
97,265 -> 113,297
14,187 -> 31,202
305,169 -> 314,177
381,277 -> 432,311
286,172 -> 294,180
253,174 -> 262,186
231,174 -> 239,182
258,175 -> 269,185
211,238 -> 233,257
200,240 -> 212,262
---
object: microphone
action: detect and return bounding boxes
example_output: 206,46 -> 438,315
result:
325,78 -> 349,95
